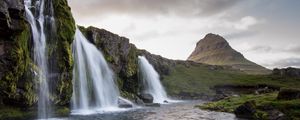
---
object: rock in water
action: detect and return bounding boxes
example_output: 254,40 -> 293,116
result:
234,100 -> 257,119
145,103 -> 161,107
138,93 -> 154,103
118,98 -> 133,108
188,33 -> 270,74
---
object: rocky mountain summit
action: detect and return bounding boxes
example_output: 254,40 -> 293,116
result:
188,33 -> 270,74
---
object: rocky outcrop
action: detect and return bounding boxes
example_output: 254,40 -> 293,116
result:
80,26 -> 178,96
0,0 -> 76,109
277,88 -> 300,100
50,0 -> 76,106
0,0 -> 34,107
188,33 -> 270,74
273,67 -> 300,78
81,26 -> 139,95
234,100 -> 257,119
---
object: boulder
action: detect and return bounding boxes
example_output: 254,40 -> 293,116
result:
138,93 -> 154,103
234,100 -> 256,119
145,103 -> 160,107
118,98 -> 133,108
118,104 -> 133,108
267,109 -> 285,120
277,88 -> 300,100
135,97 -> 145,105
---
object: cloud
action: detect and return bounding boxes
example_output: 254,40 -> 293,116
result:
234,16 -> 259,30
69,0 -> 241,17
224,30 -> 259,40
248,46 -> 273,53
244,45 -> 300,54
264,58 -> 300,68
284,45 -> 300,54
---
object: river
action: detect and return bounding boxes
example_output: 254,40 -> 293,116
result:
55,101 -> 237,120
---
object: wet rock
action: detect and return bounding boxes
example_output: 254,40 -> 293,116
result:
234,100 -> 256,119
277,88 -> 300,100
267,109 -> 285,120
163,100 -> 168,103
118,98 -> 133,108
138,93 -> 154,103
135,97 -> 145,105
119,104 -> 133,108
145,103 -> 160,107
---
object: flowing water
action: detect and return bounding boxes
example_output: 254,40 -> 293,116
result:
24,0 -> 53,118
138,56 -> 170,103
62,101 -> 237,120
72,28 -> 121,114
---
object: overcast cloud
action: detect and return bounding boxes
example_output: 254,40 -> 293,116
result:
68,0 -> 300,69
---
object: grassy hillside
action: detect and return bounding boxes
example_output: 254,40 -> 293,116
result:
162,64 -> 300,96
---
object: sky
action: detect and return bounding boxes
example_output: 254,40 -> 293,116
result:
68,0 -> 300,69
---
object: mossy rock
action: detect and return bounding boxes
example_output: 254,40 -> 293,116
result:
277,88 -> 300,100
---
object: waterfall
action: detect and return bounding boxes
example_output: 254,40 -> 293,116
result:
138,56 -> 170,103
24,0 -> 54,118
72,28 -> 121,114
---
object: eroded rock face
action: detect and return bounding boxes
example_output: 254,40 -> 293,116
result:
0,0 -> 35,107
0,0 -> 76,108
188,33 -> 270,74
82,26 -> 139,95
273,67 -> 300,78
79,26 -> 211,100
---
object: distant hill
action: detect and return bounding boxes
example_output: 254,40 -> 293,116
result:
188,33 -> 270,74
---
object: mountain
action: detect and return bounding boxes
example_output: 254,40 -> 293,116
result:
188,33 -> 270,74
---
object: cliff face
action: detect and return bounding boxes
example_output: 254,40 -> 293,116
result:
0,0 -> 76,108
79,26 -> 181,97
80,26 -> 139,96
0,0 -> 34,107
188,33 -> 270,74
79,26 -> 236,98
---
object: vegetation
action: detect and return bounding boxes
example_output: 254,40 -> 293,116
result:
197,93 -> 300,119
162,64 -> 300,96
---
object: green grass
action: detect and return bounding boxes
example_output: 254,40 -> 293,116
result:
0,106 -> 70,120
197,93 -> 300,119
162,64 -> 300,96
0,107 -> 35,120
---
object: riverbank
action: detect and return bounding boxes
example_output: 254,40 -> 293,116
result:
198,92 -> 300,119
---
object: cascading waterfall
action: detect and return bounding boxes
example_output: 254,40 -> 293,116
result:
24,0 -> 54,118
72,28 -> 121,114
138,56 -> 169,103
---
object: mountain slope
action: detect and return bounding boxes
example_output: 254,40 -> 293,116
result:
188,33 -> 270,74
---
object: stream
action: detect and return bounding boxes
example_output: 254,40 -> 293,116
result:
57,101 -> 237,120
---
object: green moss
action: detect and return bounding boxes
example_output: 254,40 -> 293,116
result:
198,93 -> 300,119
198,93 -> 278,112
0,107 -> 35,120
51,0 -> 76,105
0,22 -> 34,106
126,46 -> 138,77
120,91 -> 136,101
55,107 -> 70,117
